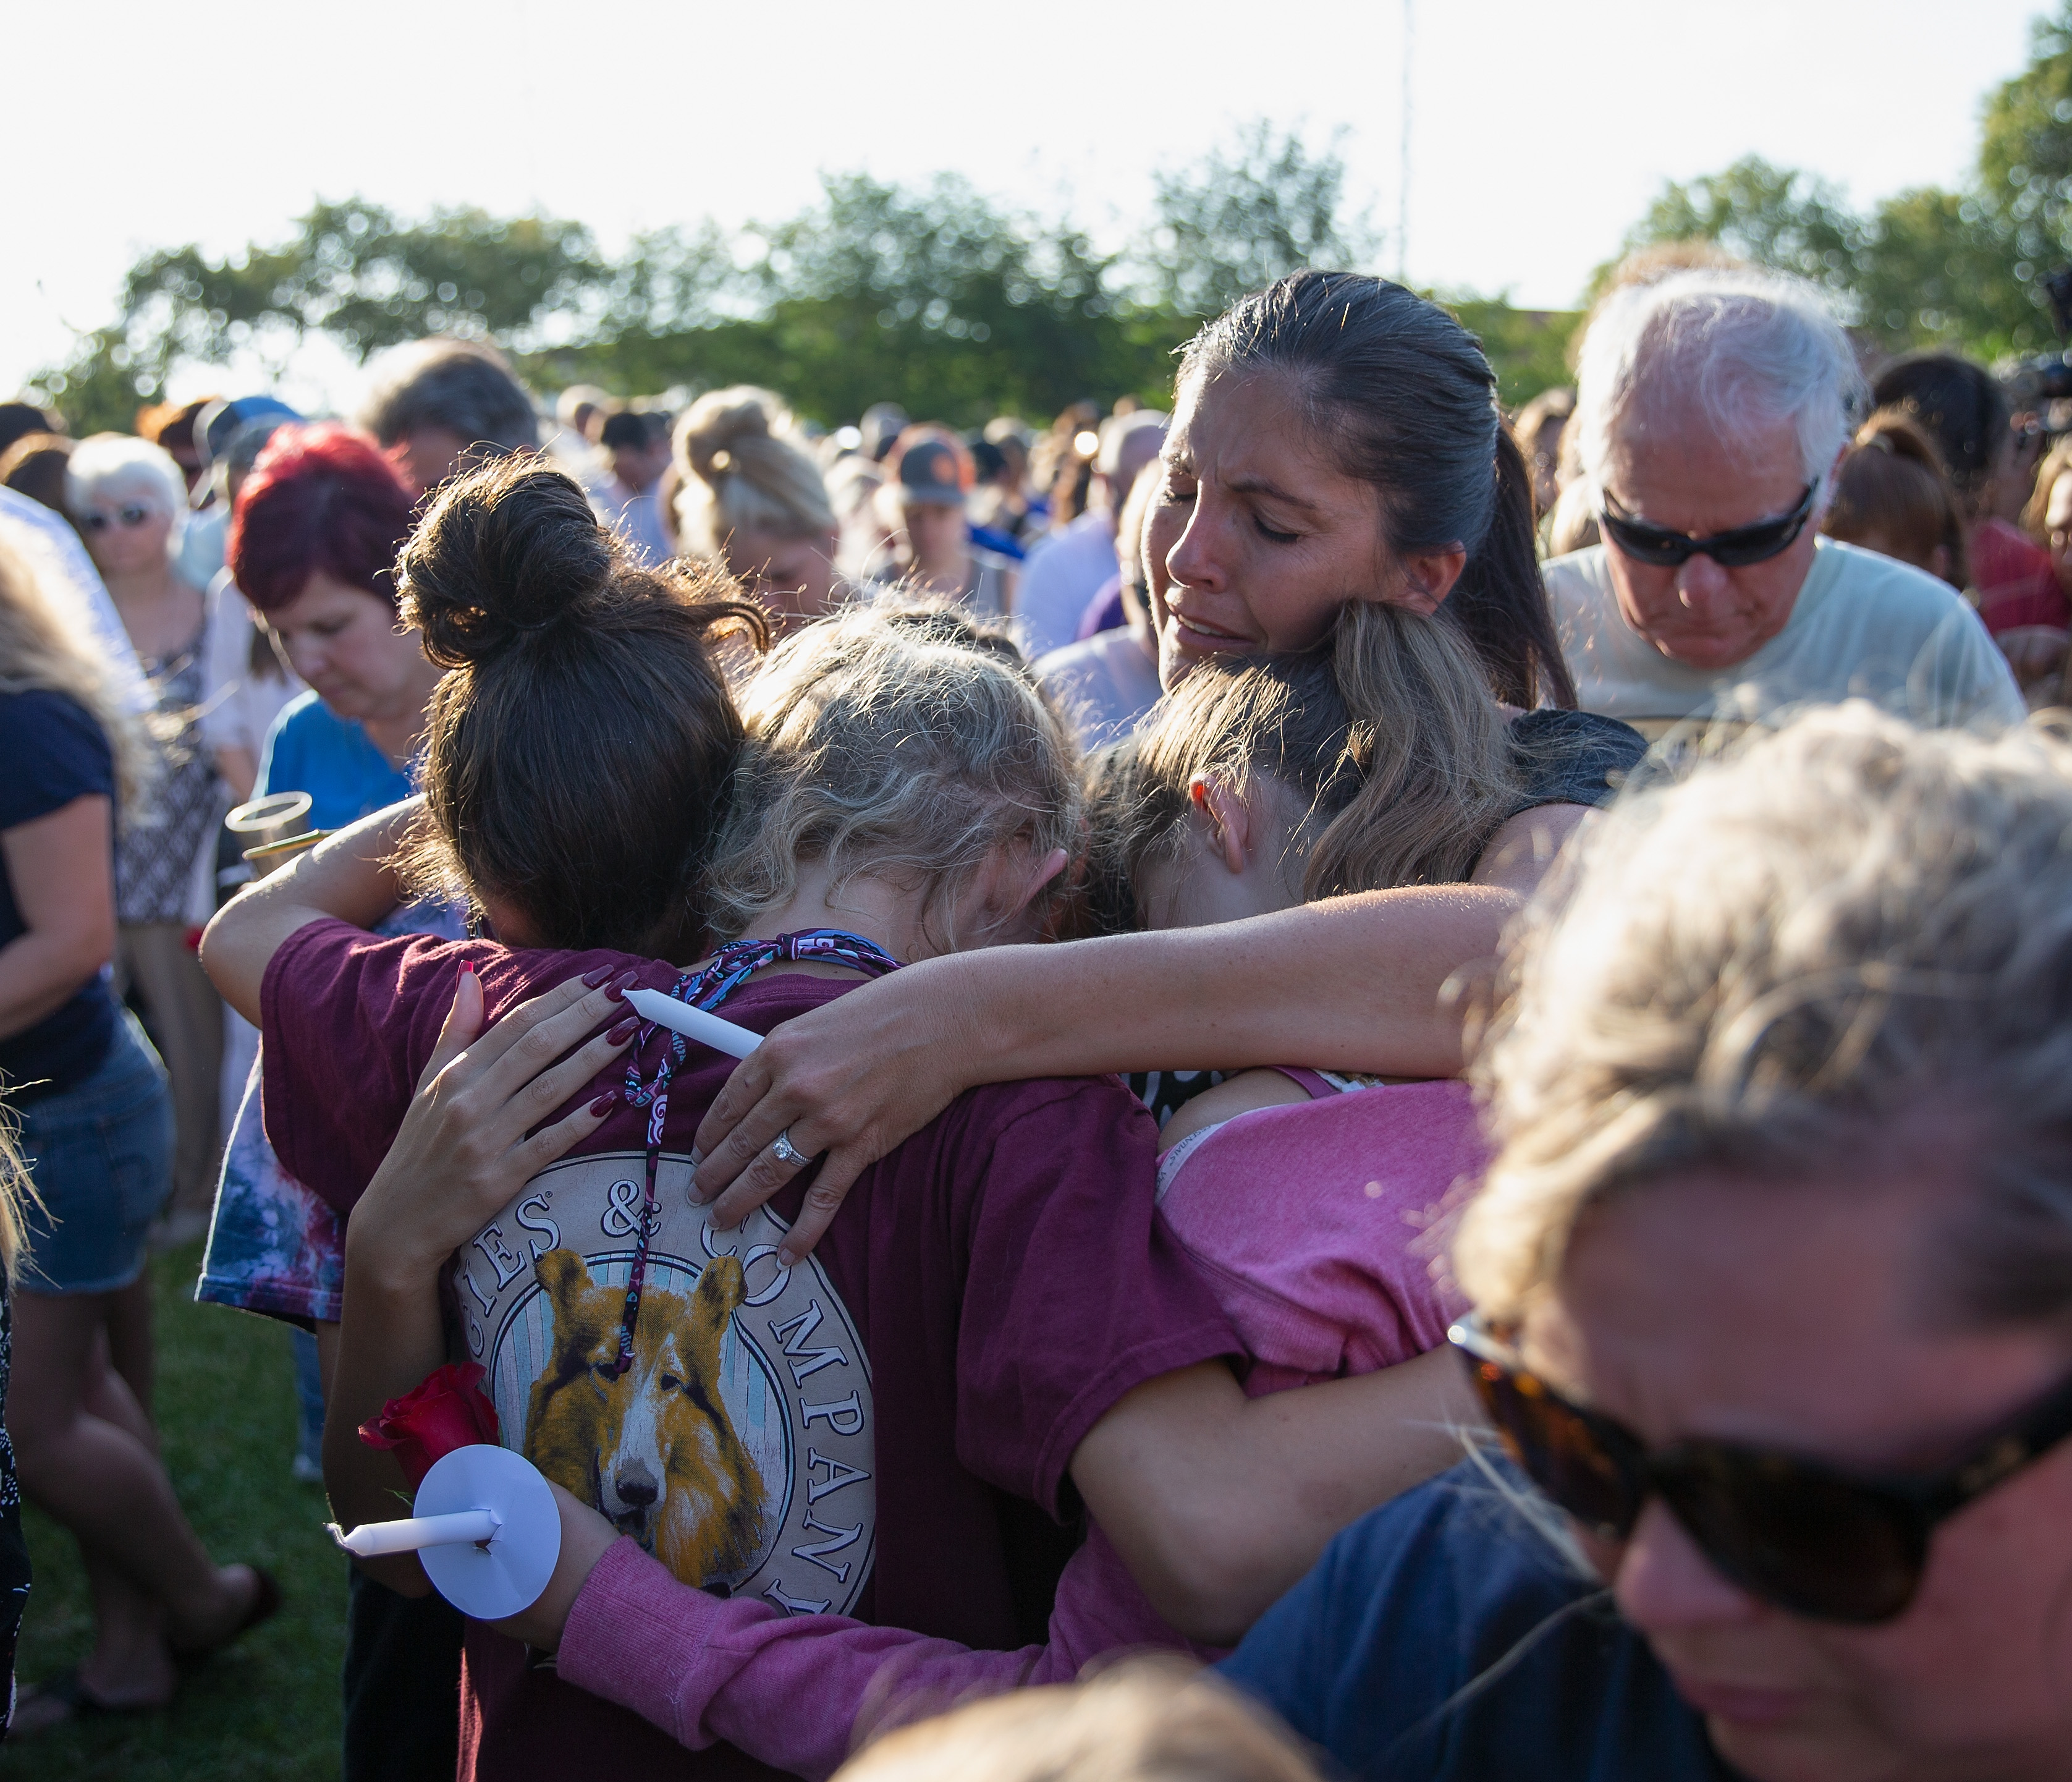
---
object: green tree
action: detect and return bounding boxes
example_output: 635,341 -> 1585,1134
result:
27,124 -> 1584,435
1593,156 -> 1864,305
31,200 -> 614,434
1439,299 -> 1582,407
1966,0 -> 2072,348
1143,122 -> 1376,318
1596,7 -> 2072,364
535,174 -> 1185,425
1854,186 -> 2043,357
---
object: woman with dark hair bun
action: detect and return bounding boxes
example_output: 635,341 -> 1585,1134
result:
394,455 -> 766,954
205,455 -> 769,1778
214,420 -> 465,1773
689,271 -> 1645,1256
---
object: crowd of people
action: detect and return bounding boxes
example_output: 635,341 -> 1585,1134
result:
0,250 -> 2065,1782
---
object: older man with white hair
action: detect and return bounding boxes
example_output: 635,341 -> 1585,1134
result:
1547,268 -> 2021,738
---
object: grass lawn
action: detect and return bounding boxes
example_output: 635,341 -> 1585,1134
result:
4,1241 -> 345,1780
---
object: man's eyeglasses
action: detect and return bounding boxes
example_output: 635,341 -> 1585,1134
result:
1448,1313 -> 2072,1624
1599,484 -> 1816,569
79,504 -> 160,534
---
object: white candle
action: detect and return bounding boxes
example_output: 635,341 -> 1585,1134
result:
329,1445 -> 563,1621
624,986 -> 763,1059
328,1508 -> 501,1557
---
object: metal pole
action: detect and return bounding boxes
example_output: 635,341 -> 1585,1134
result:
1399,0 -> 1413,282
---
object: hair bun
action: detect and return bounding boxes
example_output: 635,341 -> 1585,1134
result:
1853,406 -> 1950,479
675,389 -> 785,486
399,457 -> 615,667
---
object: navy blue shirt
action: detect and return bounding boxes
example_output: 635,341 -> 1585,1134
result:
1219,1459 -> 1741,1782
0,689 -> 118,1097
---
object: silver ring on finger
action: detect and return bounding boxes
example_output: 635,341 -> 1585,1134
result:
770,1127 -> 809,1168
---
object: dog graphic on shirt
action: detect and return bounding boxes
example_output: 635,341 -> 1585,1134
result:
525,1248 -> 767,1587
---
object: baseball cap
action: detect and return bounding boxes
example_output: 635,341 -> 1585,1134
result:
896,438 -> 968,507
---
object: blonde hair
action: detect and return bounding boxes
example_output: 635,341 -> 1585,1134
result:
1123,629 -> 1523,908
707,603 -> 1081,950
0,1108 -> 41,1282
834,1660 -> 1322,1782
0,539 -> 150,821
1458,703 -> 2072,1331
2021,436 -> 2072,545
674,387 -> 837,558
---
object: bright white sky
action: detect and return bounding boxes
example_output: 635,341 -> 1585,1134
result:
3,0 -> 2052,412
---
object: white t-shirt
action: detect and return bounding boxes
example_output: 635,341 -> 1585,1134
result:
198,572 -> 305,769
596,478 -> 673,568
177,503 -> 229,593
1013,511 -> 1117,661
1546,538 -> 2024,739
1036,627 -> 1163,752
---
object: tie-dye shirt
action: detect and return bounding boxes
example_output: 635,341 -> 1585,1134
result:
198,899 -> 464,1325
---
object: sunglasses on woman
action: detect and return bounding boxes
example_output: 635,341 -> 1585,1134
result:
80,504 -> 159,533
1448,1313 -> 2072,1624
1599,483 -> 1816,569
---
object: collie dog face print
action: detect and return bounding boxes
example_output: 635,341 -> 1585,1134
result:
451,1150 -> 874,1614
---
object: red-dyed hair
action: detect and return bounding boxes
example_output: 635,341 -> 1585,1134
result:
228,422 -> 418,613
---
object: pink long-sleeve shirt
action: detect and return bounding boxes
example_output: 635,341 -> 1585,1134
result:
558,1081 -> 1483,1777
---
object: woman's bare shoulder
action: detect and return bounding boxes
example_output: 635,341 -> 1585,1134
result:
1154,1067 -> 1313,1153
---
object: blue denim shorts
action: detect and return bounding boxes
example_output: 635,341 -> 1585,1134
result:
15,1011 -> 173,1294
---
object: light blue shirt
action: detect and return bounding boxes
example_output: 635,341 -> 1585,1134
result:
255,689 -> 415,830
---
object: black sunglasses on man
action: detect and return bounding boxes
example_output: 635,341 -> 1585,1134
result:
1599,483 -> 1817,569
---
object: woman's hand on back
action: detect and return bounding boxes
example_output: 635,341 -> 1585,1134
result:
349,966 -> 640,1288
690,954 -> 989,1265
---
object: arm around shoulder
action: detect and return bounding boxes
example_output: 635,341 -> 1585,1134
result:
1068,1347 -> 1478,1645
200,797 -> 423,1023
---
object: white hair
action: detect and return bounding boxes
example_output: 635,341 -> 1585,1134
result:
64,433 -> 188,556
1573,268 -> 1867,510
1457,703 -> 2072,1331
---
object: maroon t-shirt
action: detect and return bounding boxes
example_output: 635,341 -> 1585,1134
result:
262,920 -> 1239,1781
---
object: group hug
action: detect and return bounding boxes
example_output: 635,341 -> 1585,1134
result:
2,265 -> 2066,1782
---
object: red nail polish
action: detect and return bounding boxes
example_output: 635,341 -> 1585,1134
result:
589,1090 -> 619,1117
606,1016 -> 639,1045
581,964 -> 614,988
606,968 -> 639,1002
459,961 -> 475,983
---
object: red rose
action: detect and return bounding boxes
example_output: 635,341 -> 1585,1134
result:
358,1361 -> 502,1490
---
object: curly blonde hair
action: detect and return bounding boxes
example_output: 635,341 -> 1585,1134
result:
706,603 -> 1081,951
1460,702 -> 2072,1331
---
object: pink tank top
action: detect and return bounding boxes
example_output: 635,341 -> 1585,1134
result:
1154,1075 -> 1483,1396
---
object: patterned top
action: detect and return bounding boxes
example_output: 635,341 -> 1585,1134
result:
197,898 -> 467,1326
116,626 -> 223,926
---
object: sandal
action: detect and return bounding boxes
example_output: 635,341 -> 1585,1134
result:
170,1564 -> 282,1661
9,1666 -> 168,1734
